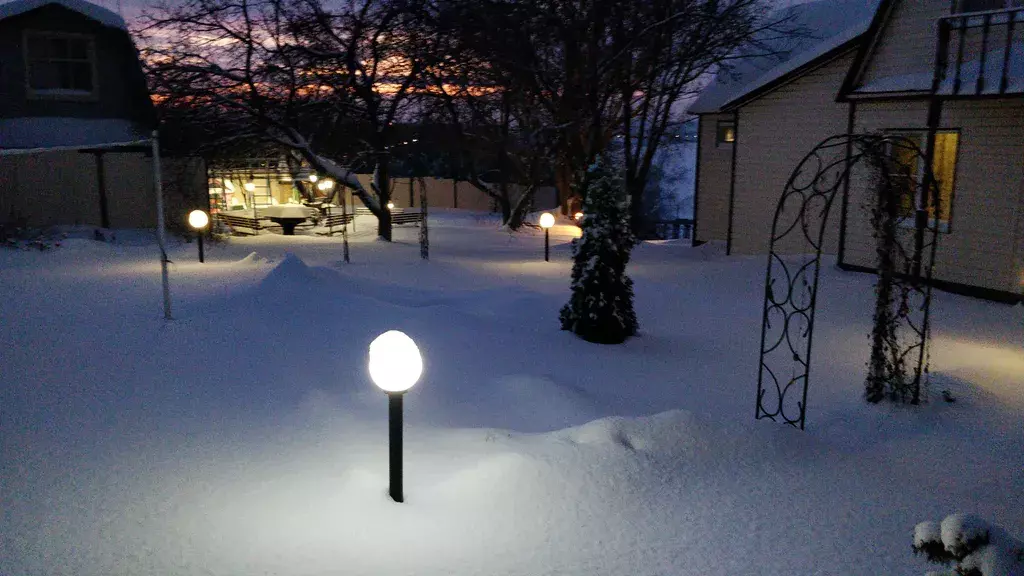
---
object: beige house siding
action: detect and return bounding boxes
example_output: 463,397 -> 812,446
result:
858,0 -> 949,91
0,151 -> 156,228
694,113 -> 734,243
843,99 -> 1024,296
728,52 -> 855,255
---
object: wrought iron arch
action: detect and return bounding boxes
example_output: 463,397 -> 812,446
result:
755,134 -> 941,430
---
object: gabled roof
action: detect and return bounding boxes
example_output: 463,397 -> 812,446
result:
841,0 -> 1024,97
0,0 -> 127,30
688,0 -> 881,115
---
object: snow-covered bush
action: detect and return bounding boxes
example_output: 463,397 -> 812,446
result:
913,514 -> 1024,576
559,154 -> 638,344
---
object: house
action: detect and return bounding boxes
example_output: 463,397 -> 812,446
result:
690,0 -> 1024,303
0,0 -> 158,229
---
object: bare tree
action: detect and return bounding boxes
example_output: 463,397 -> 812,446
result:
418,77 -> 552,229
434,0 -> 784,231
618,0 -> 785,236
139,0 -> 425,240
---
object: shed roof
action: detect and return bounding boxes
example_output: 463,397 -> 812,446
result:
0,0 -> 127,30
688,0 -> 880,114
0,117 -> 148,151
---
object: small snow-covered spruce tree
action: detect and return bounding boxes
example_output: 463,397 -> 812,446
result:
913,513 -> 1024,576
559,154 -> 638,344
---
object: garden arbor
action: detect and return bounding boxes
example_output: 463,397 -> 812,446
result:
755,134 -> 942,430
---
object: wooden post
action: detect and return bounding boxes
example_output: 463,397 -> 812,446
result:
93,151 -> 110,228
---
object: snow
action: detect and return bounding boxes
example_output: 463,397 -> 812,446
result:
688,0 -> 880,114
0,0 -> 127,29
942,513 -> 993,556
916,514 -> 1024,576
916,521 -> 942,548
0,117 -> 148,150
936,40 -> 1024,96
854,71 -> 935,94
1,211 -> 1023,575
856,40 -> 1024,96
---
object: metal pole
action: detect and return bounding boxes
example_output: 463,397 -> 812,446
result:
151,131 -> 172,320
197,232 -> 205,263
388,392 -> 404,503
544,229 -> 550,262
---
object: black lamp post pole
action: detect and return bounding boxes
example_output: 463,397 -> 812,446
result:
388,391 -> 404,502
544,229 -> 550,262
197,231 -> 205,263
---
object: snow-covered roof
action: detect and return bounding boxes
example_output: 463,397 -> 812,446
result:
855,39 -> 1024,96
688,0 -> 880,114
0,0 -> 127,30
0,117 -> 148,150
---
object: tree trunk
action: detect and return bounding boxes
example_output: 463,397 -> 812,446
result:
506,186 -> 536,230
499,196 -> 512,225
374,156 -> 393,241
627,177 -> 647,239
555,159 -> 574,215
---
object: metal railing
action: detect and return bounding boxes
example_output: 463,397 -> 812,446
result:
935,7 -> 1024,95
648,219 -> 694,240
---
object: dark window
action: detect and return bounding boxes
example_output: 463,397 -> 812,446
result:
716,121 -> 736,146
954,0 -> 1023,13
25,33 -> 96,95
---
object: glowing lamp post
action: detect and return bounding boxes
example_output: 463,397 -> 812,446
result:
188,209 -> 209,263
387,201 -> 395,210
368,330 -> 422,503
539,212 -> 555,261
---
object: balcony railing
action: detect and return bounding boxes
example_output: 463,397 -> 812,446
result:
935,7 -> 1024,95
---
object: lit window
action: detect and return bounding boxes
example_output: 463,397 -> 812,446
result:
25,32 -> 96,96
954,0 -> 1023,13
716,121 -> 736,146
886,131 -> 959,229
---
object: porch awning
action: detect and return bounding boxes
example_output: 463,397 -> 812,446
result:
0,117 -> 150,153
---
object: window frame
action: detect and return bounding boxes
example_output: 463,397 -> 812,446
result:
22,30 -> 99,100
951,0 -> 1024,14
715,120 -> 736,147
882,128 -> 961,234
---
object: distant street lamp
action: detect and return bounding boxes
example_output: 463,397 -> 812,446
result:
387,201 -> 395,210
539,212 -> 555,262
188,209 -> 209,263
368,330 -> 423,503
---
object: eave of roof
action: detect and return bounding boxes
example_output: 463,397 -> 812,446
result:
837,0 -> 897,100
688,0 -> 881,115
0,0 -> 127,30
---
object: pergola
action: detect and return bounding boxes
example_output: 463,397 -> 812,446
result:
0,130 -> 174,319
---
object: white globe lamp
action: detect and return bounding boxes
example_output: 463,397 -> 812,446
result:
188,209 -> 209,229
188,209 -> 209,263
369,330 -> 422,393
539,212 -> 555,261
368,330 -> 422,503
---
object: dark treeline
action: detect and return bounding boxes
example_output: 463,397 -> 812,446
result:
139,0 -> 785,239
